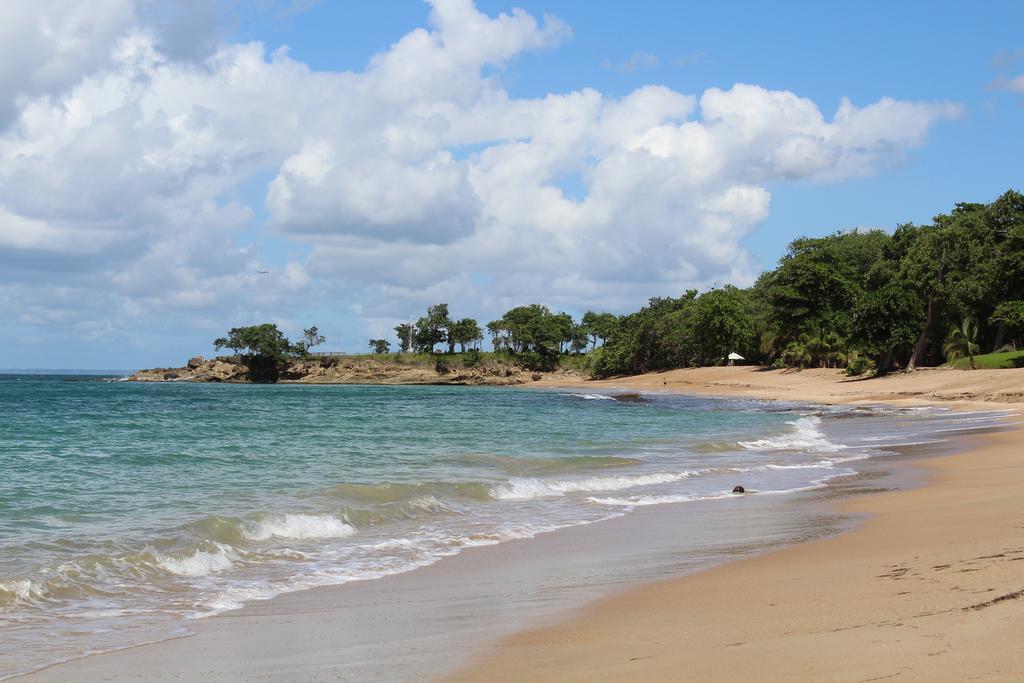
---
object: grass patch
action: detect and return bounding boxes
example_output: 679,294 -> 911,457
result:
950,350 -> 1024,369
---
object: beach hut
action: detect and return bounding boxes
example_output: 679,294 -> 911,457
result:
726,352 -> 745,366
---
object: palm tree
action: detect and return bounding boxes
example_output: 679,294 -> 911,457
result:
944,318 -> 980,370
781,340 -> 812,369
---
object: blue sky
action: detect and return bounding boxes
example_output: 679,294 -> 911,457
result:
237,0 -> 1022,262
1,0 -> 1021,369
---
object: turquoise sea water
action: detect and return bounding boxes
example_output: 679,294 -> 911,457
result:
0,375 -> 1011,677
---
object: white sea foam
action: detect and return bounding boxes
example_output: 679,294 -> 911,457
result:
762,460 -> 836,470
737,416 -> 843,452
242,513 -> 356,542
562,392 -> 616,401
587,493 -> 708,507
491,471 -> 698,500
155,543 -> 236,577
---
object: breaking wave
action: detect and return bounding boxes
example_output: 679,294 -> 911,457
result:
154,543 -> 237,577
490,471 -> 700,500
241,514 -> 356,542
738,416 -> 843,452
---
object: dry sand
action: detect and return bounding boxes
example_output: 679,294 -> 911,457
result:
533,364 -> 1024,407
451,367 -> 1024,682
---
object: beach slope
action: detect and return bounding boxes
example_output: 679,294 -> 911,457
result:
452,368 -> 1024,681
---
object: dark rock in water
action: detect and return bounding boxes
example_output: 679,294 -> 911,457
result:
732,485 -> 746,494
186,355 -> 205,369
612,392 -> 645,402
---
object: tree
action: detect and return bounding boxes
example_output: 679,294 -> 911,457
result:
944,319 -> 980,369
850,282 -> 921,372
214,323 -> 294,361
582,311 -> 617,349
689,286 -> 755,365
297,326 -> 326,355
491,305 -> 570,354
487,320 -> 510,352
449,318 -> 482,352
569,323 -> 590,354
757,230 -> 890,354
394,323 -> 415,353
990,300 -> 1024,349
552,312 -> 574,353
415,304 -> 451,353
369,339 -> 391,354
213,323 -> 297,383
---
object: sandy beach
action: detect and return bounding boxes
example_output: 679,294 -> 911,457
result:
533,364 -> 1024,407
451,367 -> 1024,681
20,367 -> 1024,682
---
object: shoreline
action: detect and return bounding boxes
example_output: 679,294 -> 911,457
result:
18,369 -> 1024,681
532,364 -> 1024,407
451,369 -> 1024,681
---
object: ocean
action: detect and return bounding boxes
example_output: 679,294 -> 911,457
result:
0,374 -> 1012,678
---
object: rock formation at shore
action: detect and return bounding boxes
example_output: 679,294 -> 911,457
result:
127,355 -> 579,386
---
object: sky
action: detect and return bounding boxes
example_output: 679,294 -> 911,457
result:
1,0 -> 1021,369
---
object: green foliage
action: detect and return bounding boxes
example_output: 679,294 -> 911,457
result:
592,287 -> 756,376
845,352 -> 876,377
414,303 -> 451,353
949,350 -> 1024,370
394,323 -> 415,353
488,304 -> 574,355
581,311 -> 618,349
214,323 -> 295,362
462,348 -> 483,367
448,318 -> 483,352
517,349 -> 559,372
213,323 -> 304,383
943,318 -> 980,369
368,338 -> 391,354
296,326 -> 325,356
991,300 -> 1024,346
375,190 -> 1024,378
756,230 -> 890,349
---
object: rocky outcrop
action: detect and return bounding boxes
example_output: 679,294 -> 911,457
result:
127,356 -> 583,386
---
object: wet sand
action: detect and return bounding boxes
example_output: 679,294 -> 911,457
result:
452,368 -> 1024,681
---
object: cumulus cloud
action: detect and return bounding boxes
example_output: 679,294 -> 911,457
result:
0,0 -> 962,359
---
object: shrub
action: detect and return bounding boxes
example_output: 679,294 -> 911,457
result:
518,350 -> 558,372
462,349 -> 483,367
845,353 -> 876,377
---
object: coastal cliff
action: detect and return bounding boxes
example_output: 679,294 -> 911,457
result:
127,354 -> 581,386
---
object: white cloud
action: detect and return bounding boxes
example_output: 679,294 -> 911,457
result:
0,0 -> 962,359
988,74 -> 1024,94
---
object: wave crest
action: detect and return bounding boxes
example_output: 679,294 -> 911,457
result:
242,514 -> 356,542
491,471 -> 698,500
738,416 -> 843,452
155,543 -> 237,577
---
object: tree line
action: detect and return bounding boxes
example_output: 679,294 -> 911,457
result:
592,189 -> 1024,376
213,189 -> 1022,380
388,303 -> 618,370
